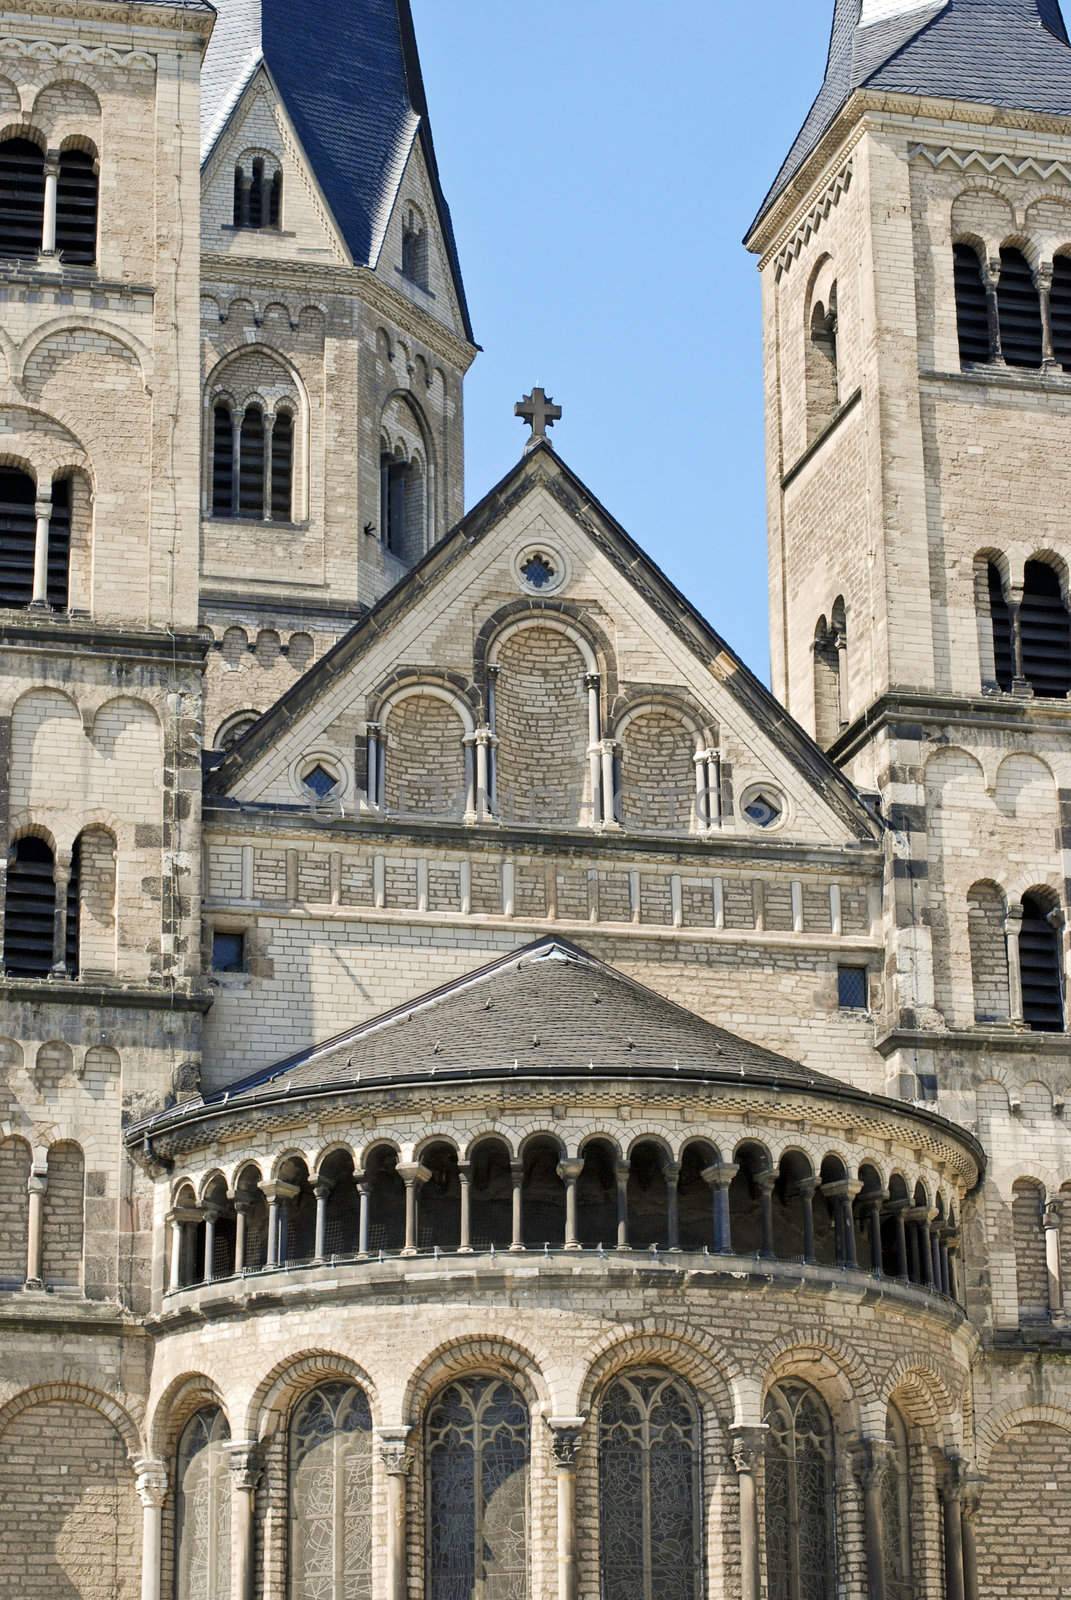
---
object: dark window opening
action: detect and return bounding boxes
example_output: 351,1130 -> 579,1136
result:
997,247 -> 1043,368
269,169 -> 282,228
55,150 -> 97,264
987,562 -> 1014,690
953,244 -> 991,364
838,966 -> 868,1011
744,791 -> 782,828
303,764 -> 338,799
402,223 -> 427,287
3,836 -> 56,977
65,834 -> 81,979
212,404 -> 234,517
232,159 -> 280,230
1020,560 -> 1071,698
232,165 -> 245,228
47,477 -> 70,610
0,468 -> 37,608
380,453 -> 408,553
237,405 -> 265,518
0,138 -> 45,260
1052,254 -> 1071,370
271,411 -> 293,521
1020,893 -> 1064,1032
249,158 -> 265,229
212,931 -> 246,974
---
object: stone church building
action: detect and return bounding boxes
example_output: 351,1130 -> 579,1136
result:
1,0 -> 1070,1594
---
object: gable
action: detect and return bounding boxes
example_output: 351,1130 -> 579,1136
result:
213,446 -> 879,851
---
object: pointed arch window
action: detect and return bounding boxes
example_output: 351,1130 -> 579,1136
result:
55,149 -> 98,264
426,1376 -> 529,1600
289,1382 -> 374,1600
402,208 -> 428,288
763,1380 -> 836,1600
598,1369 -> 703,1600
997,247 -> 1043,368
176,1407 -> 232,1600
3,836 -> 56,977
882,1406 -> 913,1600
1019,892 -> 1064,1032
953,243 -> 991,364
1020,559 -> 1071,698
0,138 -> 45,260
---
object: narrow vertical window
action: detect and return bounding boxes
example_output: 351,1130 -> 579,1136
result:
763,1380 -> 836,1600
232,165 -> 246,228
599,1370 -> 703,1600
0,138 -> 45,259
987,563 -> 1014,690
380,452 -> 408,552
65,833 -> 81,979
807,286 -> 839,439
953,244 -> 991,363
238,405 -> 266,518
3,837 -> 56,977
1019,893 -> 1064,1032
270,169 -> 282,227
0,468 -> 38,608
997,247 -> 1043,368
1051,254 -> 1071,369
882,1406 -> 913,1600
271,411 -> 294,521
55,150 -> 97,264
289,1383 -> 373,1600
249,158 -> 265,229
47,476 -> 70,610
426,1376 -> 529,1600
176,1407 -> 232,1600
1019,559 -> 1071,698
212,404 -> 235,517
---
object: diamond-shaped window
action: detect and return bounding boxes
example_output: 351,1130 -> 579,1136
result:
303,764 -> 338,799
744,791 -> 782,828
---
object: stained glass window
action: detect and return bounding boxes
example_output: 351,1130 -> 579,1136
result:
426,1375 -> 529,1600
176,1406 -> 232,1600
882,1406 -> 913,1600
289,1382 -> 374,1600
599,1369 -> 703,1600
763,1380 -> 836,1600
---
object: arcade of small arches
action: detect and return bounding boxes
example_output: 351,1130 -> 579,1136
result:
953,234 -> 1071,370
163,1133 -> 965,1308
965,879 -> 1066,1032
0,1129 -> 88,1293
0,130 -> 99,266
0,462 -> 86,611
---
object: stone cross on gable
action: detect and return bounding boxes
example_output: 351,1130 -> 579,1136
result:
515,387 -> 562,452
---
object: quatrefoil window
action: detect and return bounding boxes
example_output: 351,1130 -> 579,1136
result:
520,552 -> 557,590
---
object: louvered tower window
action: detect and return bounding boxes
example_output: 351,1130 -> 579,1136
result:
269,169 -> 282,227
271,411 -> 293,520
953,244 -> 991,363
380,453 -> 408,551
248,158 -> 266,228
3,837 -> 56,976
237,405 -> 265,518
0,138 -> 45,259
1051,255 -> 1071,369
1019,893 -> 1064,1032
1020,560 -> 1071,698
987,562 -> 1014,690
232,165 -> 244,228
55,150 -> 97,263
65,833 -> 81,979
48,477 -> 70,609
997,247 -> 1043,368
0,469 -> 37,608
212,404 -> 234,516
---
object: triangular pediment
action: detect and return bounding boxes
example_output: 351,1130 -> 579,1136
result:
211,444 -> 879,850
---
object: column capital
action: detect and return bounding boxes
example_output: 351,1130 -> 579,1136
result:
753,1167 -> 777,1194
258,1179 -> 299,1203
313,1179 -> 334,1201
510,1159 -> 525,1181
961,1475 -> 986,1520
584,672 -> 600,691
134,1459 -> 169,1508
34,497 -> 53,520
396,1162 -> 431,1188
702,1162 -> 739,1190
165,1204 -> 203,1227
940,1452 -> 968,1504
850,1436 -> 894,1492
376,1426 -> 413,1477
1043,1201 -> 1064,1230
545,1415 -> 586,1468
226,1441 -> 263,1493
729,1424 -> 768,1474
821,1178 -> 863,1201
27,1170 -> 48,1196
231,1193 -> 254,1216
556,1159 -> 585,1183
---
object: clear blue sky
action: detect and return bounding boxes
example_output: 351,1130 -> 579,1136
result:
411,0 -> 832,684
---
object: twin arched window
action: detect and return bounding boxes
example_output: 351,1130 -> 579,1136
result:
0,138 -> 97,264
379,448 -> 425,564
0,467 -> 72,610
212,402 -> 294,521
954,241 -> 1071,369
233,156 -> 281,230
3,826 -> 116,980
763,1380 -> 836,1600
176,1407 -> 232,1600
983,558 -> 1071,698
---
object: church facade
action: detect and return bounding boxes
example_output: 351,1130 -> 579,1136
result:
0,0 -> 1069,1596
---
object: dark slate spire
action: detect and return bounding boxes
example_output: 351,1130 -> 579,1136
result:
751,0 -> 1071,235
201,0 -> 472,339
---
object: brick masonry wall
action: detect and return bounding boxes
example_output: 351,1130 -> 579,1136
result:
0,1136 -> 30,1285
975,1424 -> 1071,1597
621,711 -> 695,832
384,695 -> 467,816
41,1141 -> 85,1293
495,626 -> 591,827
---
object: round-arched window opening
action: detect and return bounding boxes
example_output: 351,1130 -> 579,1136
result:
303,763 -> 339,799
743,787 -> 784,829
514,542 -> 567,595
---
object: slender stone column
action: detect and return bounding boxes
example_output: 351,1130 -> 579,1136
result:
1037,263 -> 1057,366
462,737 -> 477,823
730,1426 -> 768,1600
202,1205 -> 220,1282
510,1160 -> 525,1251
864,1192 -> 887,1274
823,1180 -> 862,1267
458,1163 -> 473,1252
356,1176 -> 371,1256
703,1163 -> 738,1253
889,1201 -> 910,1279
983,257 -> 1004,363
227,1443 -> 262,1600
941,1458 -> 967,1600
259,1180 -> 298,1267
397,1163 -> 430,1256
365,724 -> 381,808
615,1161 -> 630,1249
166,1205 -> 201,1290
664,1160 -> 681,1250
25,1167 -> 47,1289
31,497 -> 52,606
961,1479 -> 984,1600
585,673 -> 602,828
547,1419 -> 585,1600
1044,1202 -> 1064,1318
313,1179 -> 332,1261
135,1461 -> 168,1600
41,153 -> 59,254
232,1195 -> 251,1273
557,1159 -> 584,1249
694,748 -> 710,829
852,1438 -> 893,1600
755,1169 -> 776,1258
930,1222 -> 943,1289
475,726 -> 494,819
377,1428 -> 413,1600
797,1176 -> 818,1263
599,740 -> 619,828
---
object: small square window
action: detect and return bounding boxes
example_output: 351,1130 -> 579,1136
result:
837,966 -> 868,1010
212,931 -> 246,974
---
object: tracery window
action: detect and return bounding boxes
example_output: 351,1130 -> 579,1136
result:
288,1382 -> 374,1600
882,1406 -> 912,1600
598,1369 -> 703,1600
425,1376 -> 529,1600
175,1406 -> 232,1600
763,1380 -> 836,1600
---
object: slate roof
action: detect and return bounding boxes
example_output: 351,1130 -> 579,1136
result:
200,0 -> 472,339
750,0 -> 1071,237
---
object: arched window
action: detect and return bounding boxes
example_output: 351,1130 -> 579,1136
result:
813,601 -> 846,745
426,1376 -> 529,1600
65,833 -> 81,978
1020,560 -> 1071,698
176,1407 -> 232,1600
47,476 -> 71,609
0,138 -> 45,259
0,468 -> 38,608
238,405 -> 266,518
1011,1178 -> 1049,1319
598,1370 -> 703,1600
997,247 -> 1043,368
379,449 -> 424,562
289,1382 -> 374,1600
272,410 -> 294,521
212,403 -> 234,517
1019,892 -> 1064,1032
55,149 -> 97,264
882,1406 -> 912,1600
402,208 -> 428,287
953,243 -> 991,363
763,1380 -> 836,1600
3,836 -> 56,976
1051,253 -> 1071,369
807,286 -> 839,439
968,881 -> 1010,1023
987,562 -> 1015,690
233,156 -> 281,229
